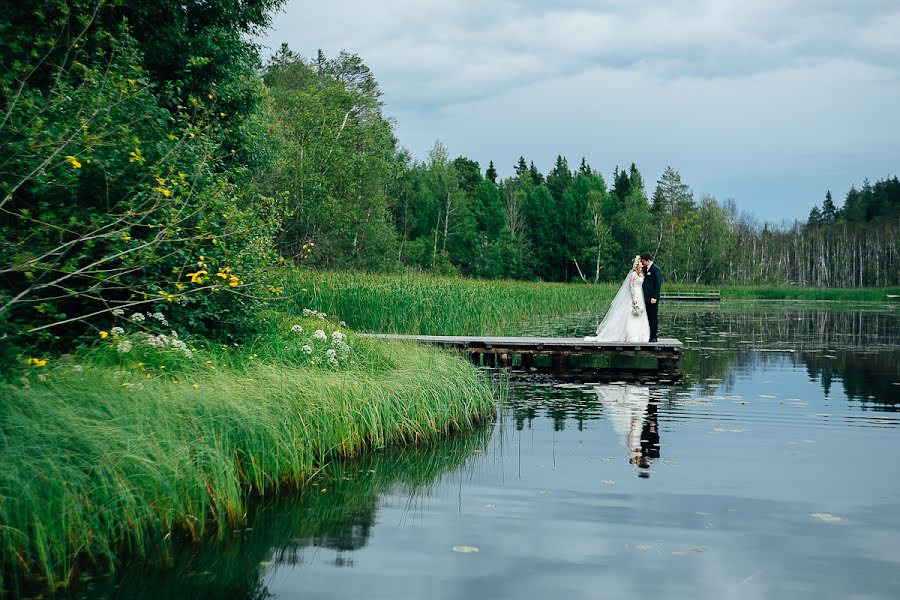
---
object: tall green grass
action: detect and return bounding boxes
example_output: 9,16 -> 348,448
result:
278,269 -> 618,335
720,285 -> 900,301
0,314 -> 494,592
278,270 -> 898,336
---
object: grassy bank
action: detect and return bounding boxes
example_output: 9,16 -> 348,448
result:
1,312 -> 494,592
277,270 -> 897,336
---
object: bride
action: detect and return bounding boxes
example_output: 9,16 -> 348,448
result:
584,255 -> 650,342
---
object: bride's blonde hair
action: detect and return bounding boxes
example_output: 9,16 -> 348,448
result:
632,255 -> 642,276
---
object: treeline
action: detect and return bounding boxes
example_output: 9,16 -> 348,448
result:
2,2 -> 897,357
259,48 -> 898,288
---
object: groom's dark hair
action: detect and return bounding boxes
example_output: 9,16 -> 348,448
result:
640,252 -> 653,261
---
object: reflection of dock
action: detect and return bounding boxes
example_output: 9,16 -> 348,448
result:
361,334 -> 682,381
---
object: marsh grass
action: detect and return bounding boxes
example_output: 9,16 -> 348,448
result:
278,270 -> 618,335
278,270 -> 898,337
719,285 -> 900,301
0,314 -> 494,592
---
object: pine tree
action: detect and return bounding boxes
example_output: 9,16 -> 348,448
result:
807,205 -> 822,227
529,161 -> 544,185
612,166 -> 631,202
515,157 -> 528,176
486,160 -> 498,184
821,191 -> 836,222
579,157 -> 591,175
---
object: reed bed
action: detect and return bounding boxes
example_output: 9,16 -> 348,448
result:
0,316 -> 494,592
719,285 -> 900,301
279,270 -> 618,335
278,271 -> 898,337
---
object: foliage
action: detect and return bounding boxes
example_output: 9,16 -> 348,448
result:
0,1 -> 283,365
0,314 -> 494,590
259,46 -> 400,270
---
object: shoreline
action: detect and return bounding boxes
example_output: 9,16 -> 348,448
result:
1,317 -> 495,592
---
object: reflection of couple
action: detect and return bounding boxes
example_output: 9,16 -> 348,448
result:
585,252 -> 663,343
594,384 -> 660,475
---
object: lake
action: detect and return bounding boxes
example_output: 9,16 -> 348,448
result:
67,303 -> 900,599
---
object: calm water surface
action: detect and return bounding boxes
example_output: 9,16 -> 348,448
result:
72,304 -> 900,599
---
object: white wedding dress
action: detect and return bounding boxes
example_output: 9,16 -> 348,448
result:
584,271 -> 650,342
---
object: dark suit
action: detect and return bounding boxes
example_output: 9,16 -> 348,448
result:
642,263 -> 662,341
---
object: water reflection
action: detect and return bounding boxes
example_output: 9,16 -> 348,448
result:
62,428 -> 491,600
49,305 -> 900,599
592,385 -> 660,475
520,304 -> 900,410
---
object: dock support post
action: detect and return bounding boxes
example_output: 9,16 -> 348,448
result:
521,354 -> 534,372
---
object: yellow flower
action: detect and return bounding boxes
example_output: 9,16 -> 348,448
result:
157,291 -> 176,302
215,266 -> 232,279
99,331 -> 109,339
175,283 -> 185,290
228,275 -> 239,287
26,357 -> 48,367
153,186 -> 171,197
65,155 -> 82,169
186,270 -> 207,284
192,383 -> 200,389
128,149 -> 145,164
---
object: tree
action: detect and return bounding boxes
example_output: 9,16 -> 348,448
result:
485,160 -> 498,184
821,191 -> 837,222
546,155 -> 573,203
807,205 -> 823,227
452,156 -> 482,197
529,161 -> 544,185
514,156 -> 528,176
261,49 -> 399,269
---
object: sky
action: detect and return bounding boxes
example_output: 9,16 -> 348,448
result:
254,0 -> 900,223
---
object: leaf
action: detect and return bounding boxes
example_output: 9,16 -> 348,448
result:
811,513 -> 842,523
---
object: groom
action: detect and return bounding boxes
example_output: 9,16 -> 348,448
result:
639,252 -> 662,342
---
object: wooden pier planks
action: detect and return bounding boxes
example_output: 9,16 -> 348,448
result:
360,334 -> 683,380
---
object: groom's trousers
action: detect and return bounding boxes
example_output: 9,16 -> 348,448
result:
646,301 -> 659,341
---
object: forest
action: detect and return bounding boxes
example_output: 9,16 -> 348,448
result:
2,0 -> 898,359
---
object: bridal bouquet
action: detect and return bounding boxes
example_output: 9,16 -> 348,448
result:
631,305 -> 644,317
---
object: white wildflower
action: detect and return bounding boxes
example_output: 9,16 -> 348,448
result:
302,345 -> 313,354
302,308 -> 315,317
291,324 -> 303,333
129,312 -> 145,323
326,348 -> 337,358
111,327 -> 125,336
331,331 -> 345,343
340,321 -> 347,327
112,308 -> 125,317
151,312 -> 169,326
117,340 -> 133,353
327,356 -> 339,367
313,330 -> 327,341
318,312 -> 327,319
72,365 -> 83,372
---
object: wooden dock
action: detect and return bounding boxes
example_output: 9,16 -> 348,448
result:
660,290 -> 721,302
362,334 -> 683,381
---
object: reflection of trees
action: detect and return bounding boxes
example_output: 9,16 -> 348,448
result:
66,428 -> 491,600
666,306 -> 898,407
803,350 -> 899,411
518,305 -> 899,408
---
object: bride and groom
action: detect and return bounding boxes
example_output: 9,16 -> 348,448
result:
585,252 -> 662,343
